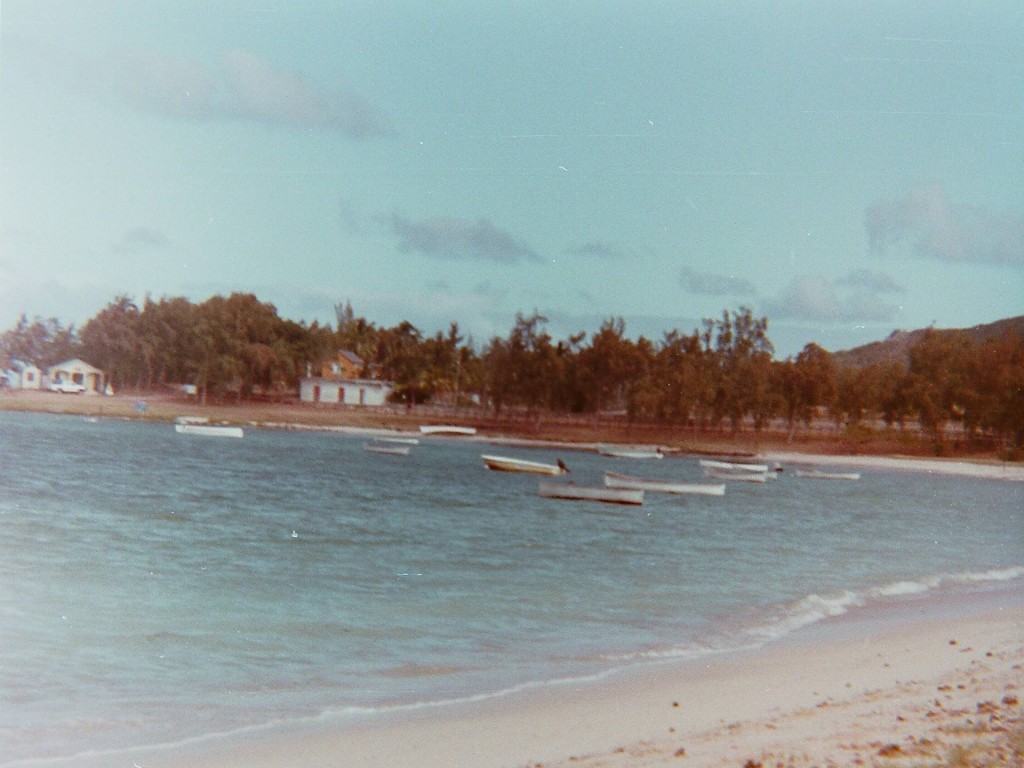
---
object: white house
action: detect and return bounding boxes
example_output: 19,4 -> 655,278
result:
3,361 -> 43,390
299,377 -> 393,406
46,358 -> 107,395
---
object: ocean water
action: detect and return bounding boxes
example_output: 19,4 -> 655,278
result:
0,410 -> 1021,764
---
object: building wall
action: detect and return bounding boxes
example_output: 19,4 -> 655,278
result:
47,359 -> 105,393
300,377 -> 392,406
16,367 -> 43,389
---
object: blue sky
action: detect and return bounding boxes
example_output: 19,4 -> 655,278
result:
1,1 -> 1021,357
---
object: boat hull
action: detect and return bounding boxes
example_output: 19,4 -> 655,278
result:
604,471 -> 725,496
481,454 -> 568,475
174,423 -> 244,438
794,469 -> 861,480
698,458 -> 768,473
364,443 -> 411,456
420,425 -> 477,436
702,468 -> 767,483
597,445 -> 664,459
538,480 -> 643,506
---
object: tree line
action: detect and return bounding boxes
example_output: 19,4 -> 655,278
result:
1,293 -> 1021,448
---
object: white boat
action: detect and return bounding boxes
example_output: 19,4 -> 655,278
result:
377,436 -> 420,445
698,458 -> 768,473
364,442 -> 411,456
176,415 -> 210,425
597,444 -> 664,459
419,425 -> 477,436
794,469 -> 861,481
481,454 -> 568,475
702,468 -> 767,483
538,480 -> 643,506
604,471 -> 725,496
174,423 -> 244,439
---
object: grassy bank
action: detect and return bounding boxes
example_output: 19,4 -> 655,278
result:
0,389 -> 1015,462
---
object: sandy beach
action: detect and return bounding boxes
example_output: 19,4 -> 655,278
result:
764,451 -> 1024,483
40,586 -> 1018,768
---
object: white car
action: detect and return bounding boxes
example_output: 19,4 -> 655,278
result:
49,381 -> 86,394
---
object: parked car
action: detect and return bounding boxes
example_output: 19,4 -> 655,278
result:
49,381 -> 86,394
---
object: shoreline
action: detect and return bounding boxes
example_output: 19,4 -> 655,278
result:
3,391 -> 1023,482
30,582 -> 1022,768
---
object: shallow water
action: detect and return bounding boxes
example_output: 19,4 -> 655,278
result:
1,411 -> 1021,763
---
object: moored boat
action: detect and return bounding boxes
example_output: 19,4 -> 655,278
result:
363,442 -> 411,456
419,425 -> 477,436
702,468 -> 767,483
794,469 -> 861,480
481,454 -> 568,475
604,471 -> 725,496
698,458 -> 768,473
538,480 -> 643,506
597,444 -> 664,459
174,423 -> 244,439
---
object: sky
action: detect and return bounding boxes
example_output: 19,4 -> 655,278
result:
1,1 -> 1021,358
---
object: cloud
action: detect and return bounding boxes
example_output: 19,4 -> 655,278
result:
567,241 -> 637,260
111,226 -> 170,256
389,213 -> 543,263
865,182 -> 1024,265
763,275 -> 899,323
79,47 -> 393,138
835,269 -> 904,294
216,49 -> 392,137
679,266 -> 756,296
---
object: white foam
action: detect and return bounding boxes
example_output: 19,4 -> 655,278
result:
950,565 -> 1024,584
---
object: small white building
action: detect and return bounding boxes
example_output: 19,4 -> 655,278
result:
47,358 -> 107,395
299,377 -> 393,406
3,361 -> 44,390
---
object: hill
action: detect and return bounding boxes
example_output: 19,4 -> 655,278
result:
832,315 -> 1024,368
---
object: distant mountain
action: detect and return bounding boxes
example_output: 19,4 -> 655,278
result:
832,315 -> 1024,368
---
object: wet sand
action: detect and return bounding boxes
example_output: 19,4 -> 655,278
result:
51,587 -> 1022,768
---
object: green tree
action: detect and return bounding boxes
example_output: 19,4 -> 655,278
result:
136,296 -> 198,388
708,307 -> 774,431
80,296 -> 143,389
0,315 -> 80,368
969,331 -> 1024,448
907,328 -> 975,449
335,301 -> 380,367
577,317 -> 641,415
775,343 -> 835,437
874,360 -> 914,428
832,364 -> 874,428
375,320 -> 427,403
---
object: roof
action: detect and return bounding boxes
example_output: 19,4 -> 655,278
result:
302,376 -> 392,388
339,350 -> 364,366
6,359 -> 41,372
47,358 -> 104,374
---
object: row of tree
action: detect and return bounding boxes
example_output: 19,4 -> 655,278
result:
1,293 -> 1021,447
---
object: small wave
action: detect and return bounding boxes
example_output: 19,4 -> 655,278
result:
620,564 -> 1024,664
761,565 -> 1024,643
872,578 -> 941,597
747,590 -> 863,643
868,566 -> 1024,598
949,565 -> 1024,584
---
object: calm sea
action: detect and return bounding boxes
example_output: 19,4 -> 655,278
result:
1,410 -> 1021,764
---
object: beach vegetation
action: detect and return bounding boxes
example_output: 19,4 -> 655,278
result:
1,295 -> 1022,453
